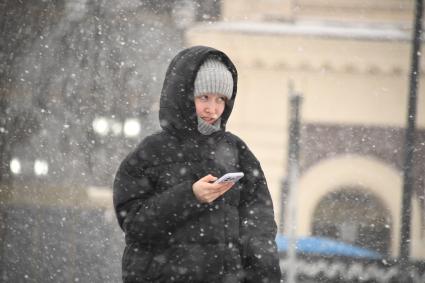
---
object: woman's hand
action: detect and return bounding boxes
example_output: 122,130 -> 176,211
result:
192,174 -> 235,203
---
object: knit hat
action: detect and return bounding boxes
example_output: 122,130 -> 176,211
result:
194,58 -> 233,100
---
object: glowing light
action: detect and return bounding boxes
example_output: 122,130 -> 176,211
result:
92,117 -> 109,135
123,119 -> 141,138
34,159 -> 49,176
10,158 -> 21,174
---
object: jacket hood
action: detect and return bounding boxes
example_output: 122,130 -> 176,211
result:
159,46 -> 238,139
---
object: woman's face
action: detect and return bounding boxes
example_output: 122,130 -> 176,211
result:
194,93 -> 227,125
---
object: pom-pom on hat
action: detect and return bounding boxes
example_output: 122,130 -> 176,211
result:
194,58 -> 233,100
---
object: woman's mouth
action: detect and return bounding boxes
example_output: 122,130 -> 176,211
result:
202,117 -> 216,124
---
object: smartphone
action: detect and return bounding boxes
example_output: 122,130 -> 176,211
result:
214,172 -> 244,184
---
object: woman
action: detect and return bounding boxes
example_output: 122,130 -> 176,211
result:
113,45 -> 281,283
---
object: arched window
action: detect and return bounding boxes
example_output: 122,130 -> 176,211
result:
312,188 -> 391,256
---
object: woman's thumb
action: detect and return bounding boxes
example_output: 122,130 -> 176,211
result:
202,174 -> 217,182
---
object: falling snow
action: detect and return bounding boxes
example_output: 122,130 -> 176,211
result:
1,0 -> 425,282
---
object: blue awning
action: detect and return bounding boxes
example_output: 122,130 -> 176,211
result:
276,235 -> 382,259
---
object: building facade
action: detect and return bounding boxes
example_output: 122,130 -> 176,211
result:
186,0 -> 425,258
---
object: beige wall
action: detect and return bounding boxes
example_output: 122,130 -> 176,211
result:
222,0 -> 415,24
187,28 -> 425,127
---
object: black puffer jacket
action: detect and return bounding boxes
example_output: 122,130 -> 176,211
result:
113,46 -> 281,283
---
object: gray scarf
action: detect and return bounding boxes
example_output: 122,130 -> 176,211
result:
197,117 -> 221,135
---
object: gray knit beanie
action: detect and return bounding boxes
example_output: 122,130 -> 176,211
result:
194,58 -> 233,100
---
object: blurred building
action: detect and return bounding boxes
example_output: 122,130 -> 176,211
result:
186,0 -> 425,259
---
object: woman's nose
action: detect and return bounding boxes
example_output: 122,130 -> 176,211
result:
206,102 -> 218,113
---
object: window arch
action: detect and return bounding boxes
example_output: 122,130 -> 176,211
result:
311,187 -> 391,256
